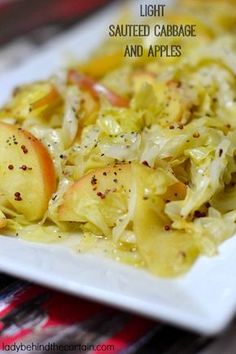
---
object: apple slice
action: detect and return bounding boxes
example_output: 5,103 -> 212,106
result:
68,70 -> 129,108
59,162 -> 187,230
58,163 -> 187,224
132,163 -> 199,277
78,50 -> 124,79
133,195 -> 200,277
59,163 -> 130,227
59,162 -> 191,276
0,122 -> 56,221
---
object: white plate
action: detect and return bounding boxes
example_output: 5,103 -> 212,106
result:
0,0 -> 235,335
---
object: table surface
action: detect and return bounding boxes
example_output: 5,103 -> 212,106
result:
0,273 -> 235,354
0,1 -> 236,353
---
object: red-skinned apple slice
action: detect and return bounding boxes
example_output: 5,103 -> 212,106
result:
68,70 -> 130,108
0,122 -> 56,221
58,161 -> 191,276
58,162 -> 187,224
58,163 -> 130,223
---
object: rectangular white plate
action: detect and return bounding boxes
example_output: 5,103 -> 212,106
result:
0,0 -> 235,335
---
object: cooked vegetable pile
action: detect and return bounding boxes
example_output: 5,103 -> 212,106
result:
0,0 -> 236,277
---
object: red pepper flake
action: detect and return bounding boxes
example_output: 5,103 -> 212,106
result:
103,172 -> 107,176
8,164 -> 14,170
21,145 -> 28,154
14,192 -> 22,201
97,192 -> 105,199
169,125 -> 175,130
